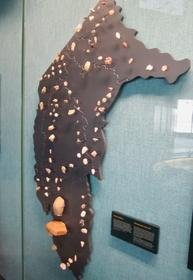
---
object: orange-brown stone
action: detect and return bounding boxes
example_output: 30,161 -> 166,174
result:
46,221 -> 68,237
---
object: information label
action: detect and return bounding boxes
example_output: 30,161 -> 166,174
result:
111,211 -> 160,254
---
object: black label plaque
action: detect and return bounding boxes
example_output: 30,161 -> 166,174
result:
111,211 -> 160,254
188,212 -> 193,270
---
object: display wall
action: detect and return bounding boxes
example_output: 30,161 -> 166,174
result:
0,0 -> 193,279
0,0 -> 22,279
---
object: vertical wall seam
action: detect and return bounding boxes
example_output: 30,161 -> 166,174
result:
21,0 -> 25,279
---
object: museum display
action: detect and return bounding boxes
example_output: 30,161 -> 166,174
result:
33,0 -> 190,278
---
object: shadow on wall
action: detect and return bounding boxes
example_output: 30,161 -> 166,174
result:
0,0 -> 16,17
109,237 -> 156,266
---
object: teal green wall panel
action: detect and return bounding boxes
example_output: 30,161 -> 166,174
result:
23,0 -> 193,280
0,0 -> 23,279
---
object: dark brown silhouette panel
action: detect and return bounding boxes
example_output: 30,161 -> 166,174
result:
34,0 -> 190,279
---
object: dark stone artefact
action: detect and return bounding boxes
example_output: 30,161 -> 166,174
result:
34,0 -> 190,278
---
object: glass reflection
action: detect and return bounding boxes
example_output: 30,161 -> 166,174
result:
153,99 -> 193,172
174,100 -> 193,134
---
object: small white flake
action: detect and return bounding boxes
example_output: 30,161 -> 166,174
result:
77,153 -> 81,158
81,211 -> 86,218
71,42 -> 76,51
84,61 -> 91,72
109,9 -> 115,15
68,109 -> 76,116
161,65 -> 168,72
82,146 -> 88,154
52,244 -> 57,251
105,57 -> 113,65
91,150 -> 97,157
91,169 -> 96,175
89,15 -> 94,21
106,92 -> 112,99
60,263 -> 66,270
83,158 -> 88,165
128,58 -> 134,64
94,36 -> 97,44
61,166 -> 67,174
98,56 -> 103,61
115,32 -> 121,39
94,127 -> 98,133
46,168 -> 51,174
39,102 -> 44,111
48,125 -> 55,131
54,85 -> 60,91
75,23 -> 82,33
98,107 -> 105,113
49,134 -> 56,142
41,86 -> 47,94
60,54 -> 65,61
146,64 -> 154,71
81,228 -> 88,234
123,41 -> 128,48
